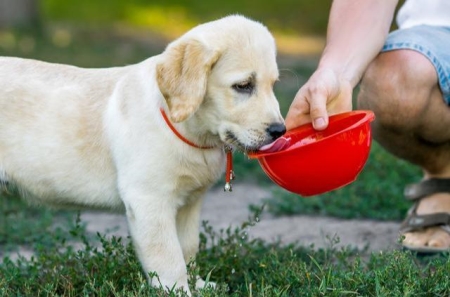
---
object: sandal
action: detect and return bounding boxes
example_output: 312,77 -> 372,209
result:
400,178 -> 450,254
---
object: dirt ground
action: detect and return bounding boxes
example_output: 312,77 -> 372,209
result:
2,183 -> 402,262
80,183 -> 402,254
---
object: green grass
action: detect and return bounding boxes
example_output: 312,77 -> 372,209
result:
0,26 -> 162,68
0,195 -> 77,253
1,211 -> 449,296
41,0 -> 332,36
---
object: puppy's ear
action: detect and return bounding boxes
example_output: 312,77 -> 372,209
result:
156,39 -> 220,122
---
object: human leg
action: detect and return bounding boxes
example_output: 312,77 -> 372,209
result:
357,29 -> 450,251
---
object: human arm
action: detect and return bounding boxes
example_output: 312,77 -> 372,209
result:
285,0 -> 398,130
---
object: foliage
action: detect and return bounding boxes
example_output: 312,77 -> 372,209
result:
1,211 -> 449,296
0,192 -> 78,252
41,0 -> 332,36
0,26 -> 161,67
0,215 -> 169,296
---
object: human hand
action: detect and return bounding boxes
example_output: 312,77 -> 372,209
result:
285,68 -> 353,131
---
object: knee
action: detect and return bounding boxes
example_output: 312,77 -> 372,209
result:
357,50 -> 437,128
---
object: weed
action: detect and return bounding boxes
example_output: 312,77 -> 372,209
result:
1,203 -> 449,296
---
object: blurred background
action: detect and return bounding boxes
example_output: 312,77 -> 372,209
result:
0,0 -> 331,64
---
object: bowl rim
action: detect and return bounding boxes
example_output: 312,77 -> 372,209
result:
248,110 -> 375,159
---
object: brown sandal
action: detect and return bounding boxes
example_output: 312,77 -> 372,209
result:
400,178 -> 450,253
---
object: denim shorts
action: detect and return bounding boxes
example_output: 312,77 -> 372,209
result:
381,25 -> 450,105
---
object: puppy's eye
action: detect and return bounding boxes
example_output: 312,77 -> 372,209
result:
232,81 -> 254,94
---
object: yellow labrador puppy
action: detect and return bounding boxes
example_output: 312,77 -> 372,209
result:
0,15 -> 284,294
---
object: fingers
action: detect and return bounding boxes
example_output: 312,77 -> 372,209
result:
285,86 -> 329,131
285,68 -> 353,131
307,86 -> 329,130
285,90 -> 311,130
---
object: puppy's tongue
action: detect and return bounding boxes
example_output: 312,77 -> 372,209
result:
259,137 -> 291,152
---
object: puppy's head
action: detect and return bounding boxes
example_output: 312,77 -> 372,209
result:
157,15 -> 285,152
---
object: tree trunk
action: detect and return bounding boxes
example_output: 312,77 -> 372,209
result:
0,0 -> 39,28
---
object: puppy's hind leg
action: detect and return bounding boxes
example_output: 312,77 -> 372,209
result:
123,192 -> 192,296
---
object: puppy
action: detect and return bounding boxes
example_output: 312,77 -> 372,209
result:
0,15 -> 285,294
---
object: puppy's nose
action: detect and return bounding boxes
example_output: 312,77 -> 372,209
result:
267,123 -> 286,141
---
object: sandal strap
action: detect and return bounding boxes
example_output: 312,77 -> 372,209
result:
404,178 -> 450,201
401,212 -> 450,233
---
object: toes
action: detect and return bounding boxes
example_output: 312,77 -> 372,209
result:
428,228 -> 450,248
403,227 -> 450,249
403,230 -> 427,247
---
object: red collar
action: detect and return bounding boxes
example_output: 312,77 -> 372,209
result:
160,108 -> 235,191
160,108 -> 213,149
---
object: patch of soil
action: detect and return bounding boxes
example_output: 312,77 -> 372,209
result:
80,183 -> 401,253
2,183 -> 402,262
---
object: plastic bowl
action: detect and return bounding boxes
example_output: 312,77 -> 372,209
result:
248,110 -> 375,196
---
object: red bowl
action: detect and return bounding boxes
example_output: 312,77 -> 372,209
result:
248,110 -> 375,196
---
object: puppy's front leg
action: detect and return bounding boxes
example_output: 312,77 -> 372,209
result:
123,194 -> 191,295
176,193 -> 205,264
176,192 -> 215,290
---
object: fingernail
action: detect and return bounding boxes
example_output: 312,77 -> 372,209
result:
314,118 -> 325,129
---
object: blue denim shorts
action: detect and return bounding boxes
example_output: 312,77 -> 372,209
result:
382,25 -> 450,105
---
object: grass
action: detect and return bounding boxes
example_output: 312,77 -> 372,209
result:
41,0 -> 332,36
0,19 -> 442,296
1,211 -> 449,296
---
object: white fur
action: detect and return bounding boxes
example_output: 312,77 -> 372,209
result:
0,15 -> 284,295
